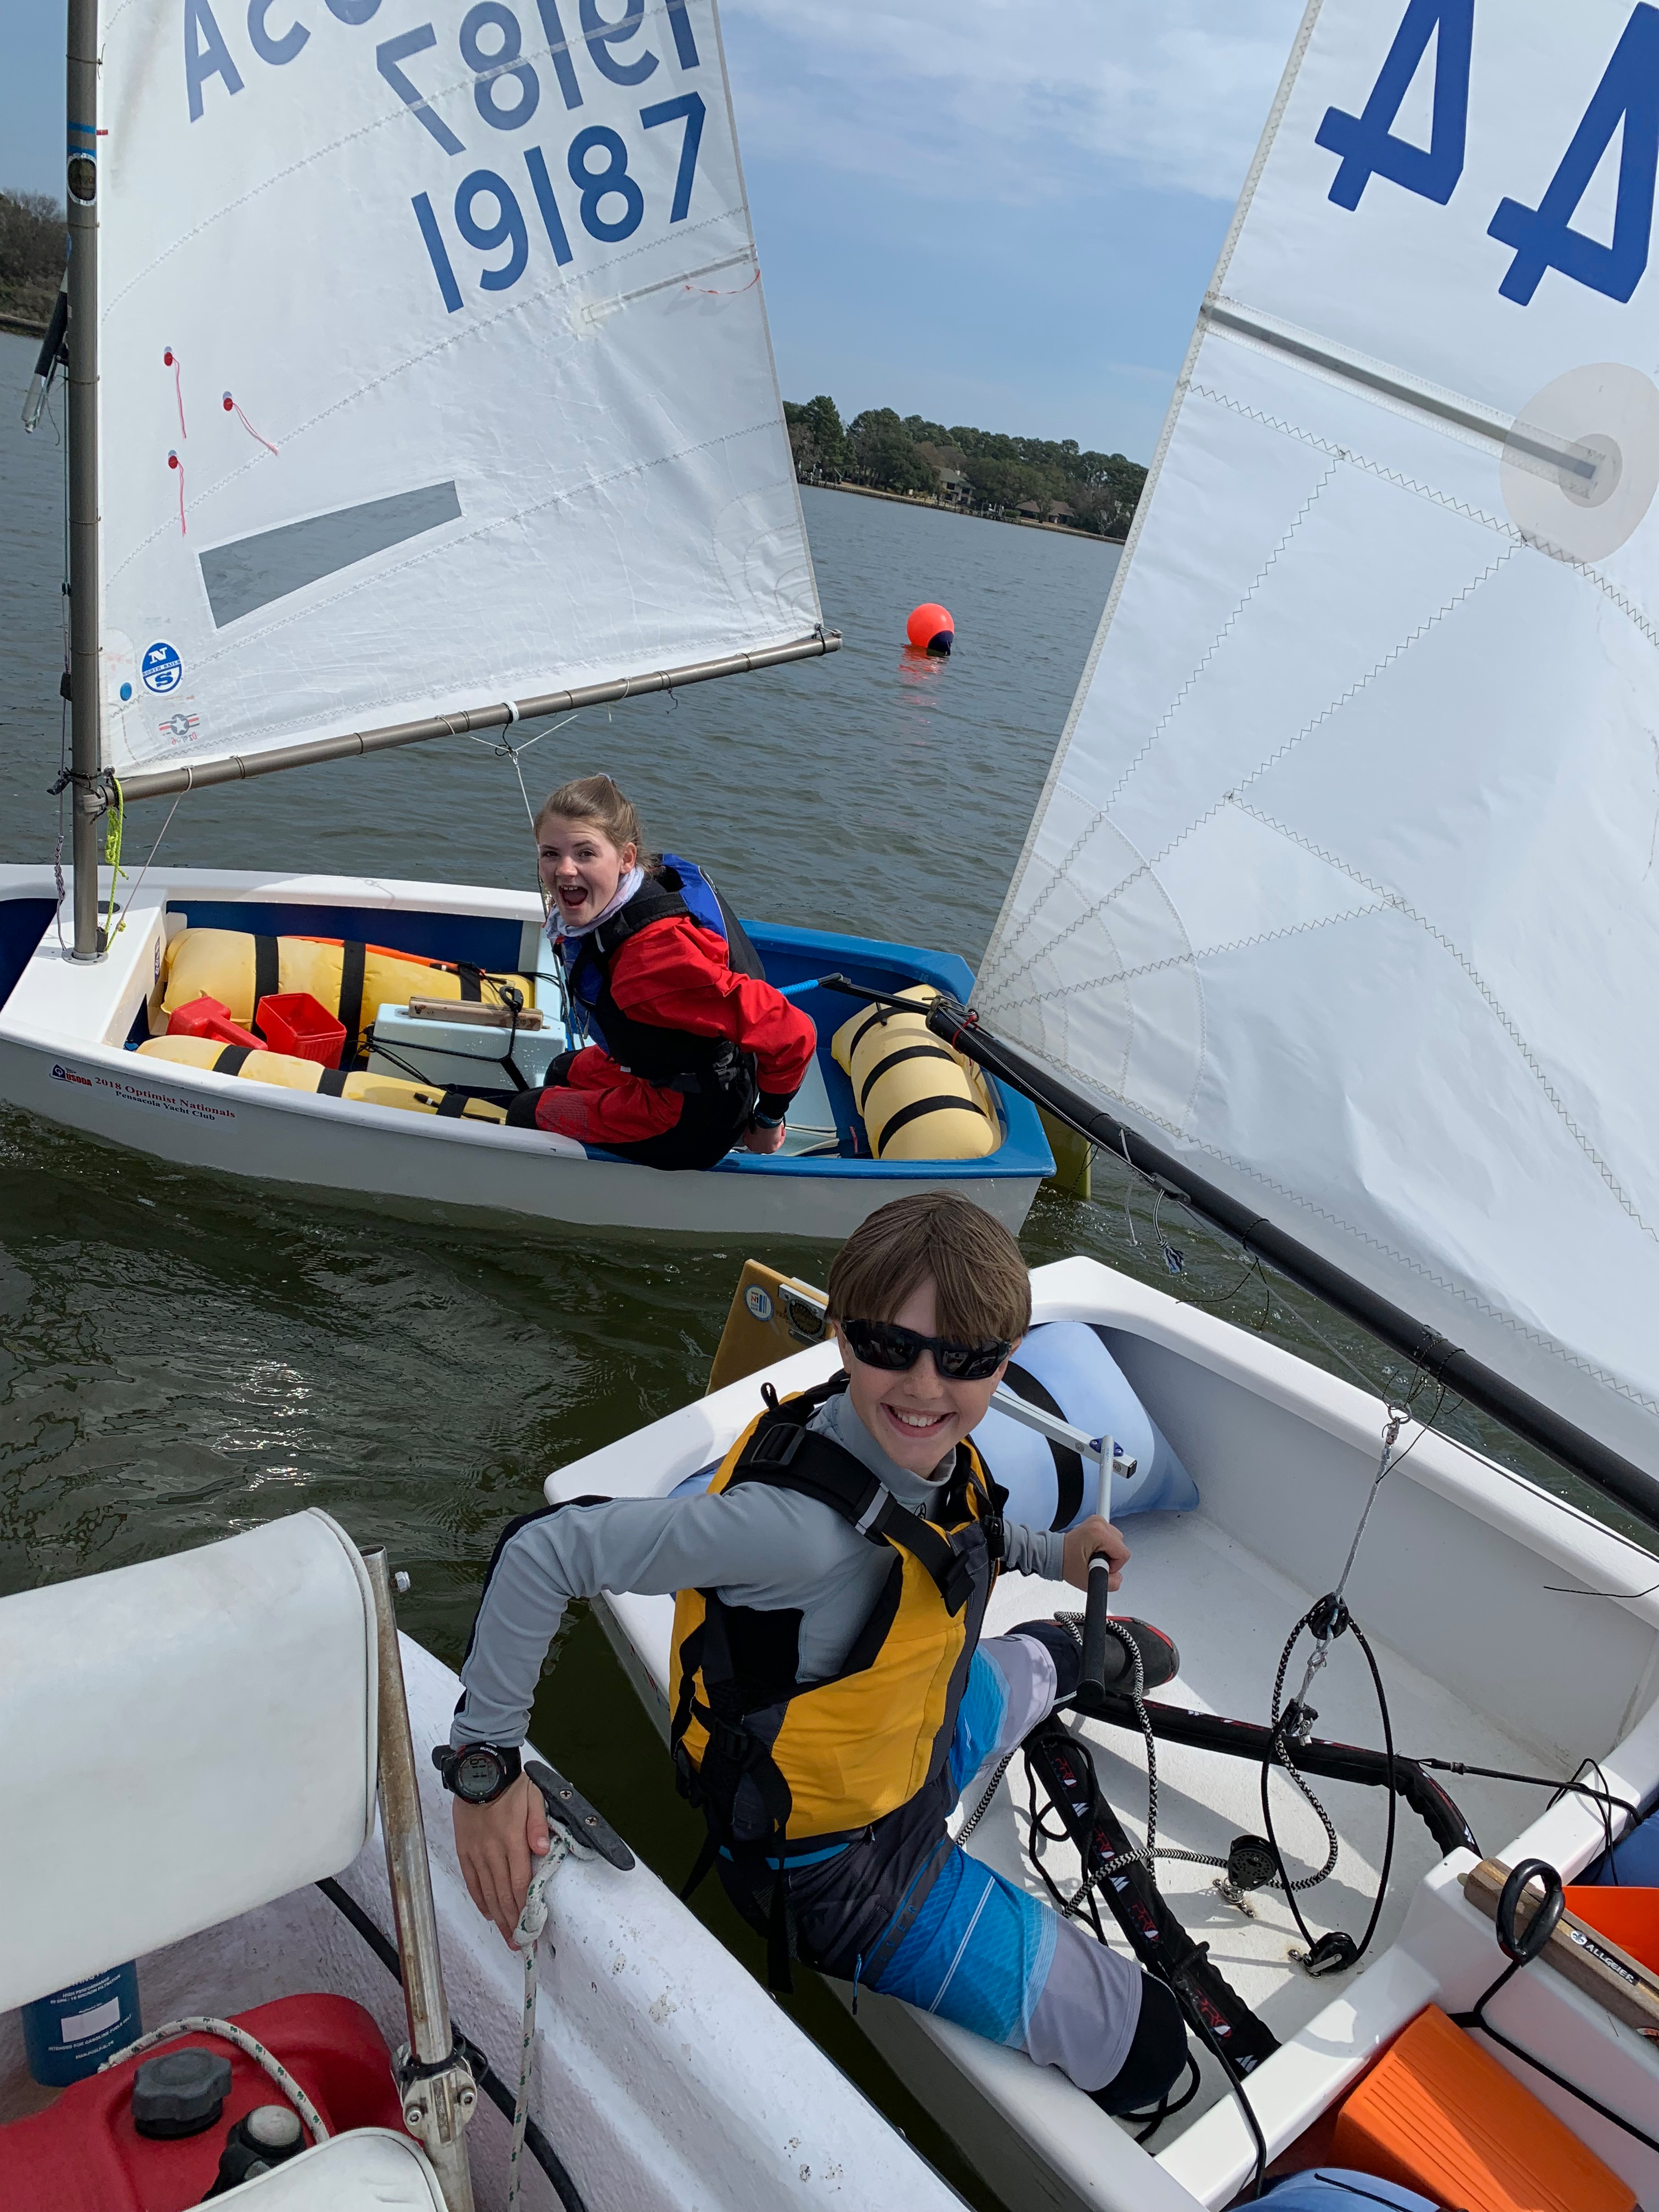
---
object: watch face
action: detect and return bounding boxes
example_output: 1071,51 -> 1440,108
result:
453,1747 -> 503,1802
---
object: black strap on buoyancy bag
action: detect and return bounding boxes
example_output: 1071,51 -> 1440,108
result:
998,1360 -> 1087,1530
213,1043 -> 253,1075
1023,1717 -> 1280,2076
855,1041 -> 940,1110
874,1092 -> 988,1151
436,1088 -> 471,1118
317,1069 -> 349,1097
336,939 -> 368,1066
252,936 -> 280,1024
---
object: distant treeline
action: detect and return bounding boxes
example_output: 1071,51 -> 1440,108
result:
1,190 -> 64,328
784,396 -> 1147,538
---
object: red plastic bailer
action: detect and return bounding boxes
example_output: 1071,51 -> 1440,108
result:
256,991 -> 348,1069
166,995 -> 263,1052
0,1993 -> 406,2212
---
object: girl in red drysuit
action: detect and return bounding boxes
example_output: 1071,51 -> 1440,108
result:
503,776 -> 816,1171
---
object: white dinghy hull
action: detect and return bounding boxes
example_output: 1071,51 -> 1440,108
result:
0,868 -> 1048,1241
548,1257 -> 1659,2212
0,1512 -> 967,2210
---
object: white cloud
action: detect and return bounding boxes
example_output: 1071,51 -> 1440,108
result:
721,0 -> 1309,205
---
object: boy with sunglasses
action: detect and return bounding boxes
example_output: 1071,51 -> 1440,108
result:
444,1193 -> 1188,2117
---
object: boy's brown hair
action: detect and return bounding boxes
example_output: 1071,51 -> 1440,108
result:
826,1193 -> 1031,1345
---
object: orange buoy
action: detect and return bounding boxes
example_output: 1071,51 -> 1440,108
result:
906,602 -> 954,655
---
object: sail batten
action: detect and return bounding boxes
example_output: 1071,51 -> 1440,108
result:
979,0 -> 1659,1484
97,0 -> 816,777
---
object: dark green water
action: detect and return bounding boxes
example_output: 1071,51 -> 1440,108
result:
2,330 -> 1640,2201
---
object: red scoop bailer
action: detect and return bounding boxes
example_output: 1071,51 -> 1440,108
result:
166,995 -> 263,1052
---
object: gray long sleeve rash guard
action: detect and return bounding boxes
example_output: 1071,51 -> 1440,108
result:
452,1385 -> 1068,1749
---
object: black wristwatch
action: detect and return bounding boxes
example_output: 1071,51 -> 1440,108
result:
749,1108 -> 786,1129
432,1741 -> 522,1804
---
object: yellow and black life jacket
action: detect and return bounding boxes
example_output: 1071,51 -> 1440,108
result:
670,1377 -> 1005,1872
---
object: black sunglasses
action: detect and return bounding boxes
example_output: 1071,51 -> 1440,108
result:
839,1318 -> 1012,1383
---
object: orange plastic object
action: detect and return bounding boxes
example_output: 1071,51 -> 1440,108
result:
256,989 -> 348,1069
1566,1883 -> 1659,1977
165,994 -> 262,1052
1328,2004 -> 1634,2212
905,601 -> 954,652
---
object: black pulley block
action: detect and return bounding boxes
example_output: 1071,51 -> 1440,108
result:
1224,1835 -> 1279,1892
1300,1929 -> 1360,1977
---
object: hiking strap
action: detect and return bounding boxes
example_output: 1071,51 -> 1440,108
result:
1023,1718 -> 1280,2075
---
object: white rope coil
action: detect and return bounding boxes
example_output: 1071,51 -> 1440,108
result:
98,2015 -> 328,2143
505,1828 -> 572,2208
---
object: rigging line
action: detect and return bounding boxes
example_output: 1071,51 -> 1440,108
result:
1544,1574 -> 1659,1600
469,708 -> 581,840
1413,1758 -> 1643,1831
1107,1142 -> 1281,1336
121,793 -> 183,920
103,778 -> 126,947
55,382 -> 70,949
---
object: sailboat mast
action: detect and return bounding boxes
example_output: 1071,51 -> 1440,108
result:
66,0 -> 103,964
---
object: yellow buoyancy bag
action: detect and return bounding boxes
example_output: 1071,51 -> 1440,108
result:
831,984 -> 998,1161
137,1034 -> 508,1121
157,929 -> 533,1056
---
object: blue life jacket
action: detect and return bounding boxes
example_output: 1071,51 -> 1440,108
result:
561,855 -> 765,1081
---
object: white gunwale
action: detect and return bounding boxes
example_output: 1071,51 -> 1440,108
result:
0,866 -> 1048,1242
548,1255 -> 1659,2212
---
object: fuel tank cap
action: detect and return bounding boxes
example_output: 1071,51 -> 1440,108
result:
131,2046 -> 234,2138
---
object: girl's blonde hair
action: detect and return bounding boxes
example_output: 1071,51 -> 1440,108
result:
533,775 -> 658,870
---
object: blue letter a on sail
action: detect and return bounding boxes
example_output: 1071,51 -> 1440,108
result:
1489,4 -> 1659,306
184,0 -> 245,124
1316,0 -> 1474,211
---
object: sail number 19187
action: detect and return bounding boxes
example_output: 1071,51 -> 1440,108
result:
182,0 -> 708,314
414,89 -> 704,309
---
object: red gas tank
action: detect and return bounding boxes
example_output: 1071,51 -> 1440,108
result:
2,1994 -> 407,2212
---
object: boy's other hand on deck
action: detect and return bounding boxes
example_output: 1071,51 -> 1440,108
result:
454,1772 -> 550,1945
1062,1515 -> 1128,1594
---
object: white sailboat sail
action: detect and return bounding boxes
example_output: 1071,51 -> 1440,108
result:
977,0 -> 1659,1481
95,0 -> 817,775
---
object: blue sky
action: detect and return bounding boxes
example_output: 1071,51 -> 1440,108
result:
1,0 -> 1306,459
